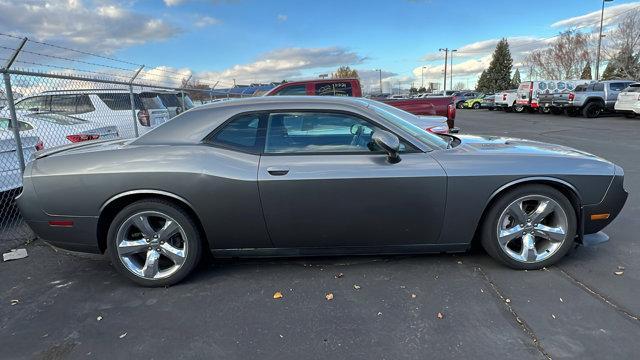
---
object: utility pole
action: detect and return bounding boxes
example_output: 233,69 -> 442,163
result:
421,66 -> 426,89
450,49 -> 457,90
595,0 -> 614,80
439,48 -> 449,93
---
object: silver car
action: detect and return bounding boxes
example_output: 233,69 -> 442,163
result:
1,118 -> 41,193
18,96 -> 627,286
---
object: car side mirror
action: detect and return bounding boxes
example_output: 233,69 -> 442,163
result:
372,130 -> 401,163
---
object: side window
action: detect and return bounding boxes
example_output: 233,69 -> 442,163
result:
76,95 -> 95,114
264,112 -> 382,154
314,82 -> 353,96
273,85 -> 306,96
593,83 -> 605,91
609,82 -> 628,91
15,96 -> 48,112
208,113 -> 263,153
97,93 -> 141,110
50,95 -> 77,114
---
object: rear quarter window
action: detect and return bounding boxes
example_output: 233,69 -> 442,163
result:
97,93 -> 142,110
314,82 -> 353,96
272,84 -> 306,96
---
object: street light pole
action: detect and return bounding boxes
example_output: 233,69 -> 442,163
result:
450,49 -> 457,90
596,0 -> 614,81
439,48 -> 449,93
375,69 -> 383,95
421,66 -> 426,89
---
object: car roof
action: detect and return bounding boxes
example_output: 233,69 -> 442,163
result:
40,88 -> 141,95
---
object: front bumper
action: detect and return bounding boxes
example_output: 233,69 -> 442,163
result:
579,167 -> 628,240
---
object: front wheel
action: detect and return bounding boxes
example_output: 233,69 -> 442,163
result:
480,184 -> 576,270
472,102 -> 481,109
107,199 -> 202,286
513,104 -> 525,113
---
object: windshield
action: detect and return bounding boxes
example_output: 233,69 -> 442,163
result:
365,100 -> 450,150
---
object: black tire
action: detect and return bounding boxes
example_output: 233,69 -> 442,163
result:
480,184 -> 577,270
624,113 -> 636,119
472,102 -> 481,109
107,199 -> 203,287
540,107 -> 551,114
488,107 -> 495,111
456,101 -> 465,109
565,108 -> 580,117
513,104 -> 525,113
505,107 -> 513,113
551,107 -> 563,115
583,102 -> 603,118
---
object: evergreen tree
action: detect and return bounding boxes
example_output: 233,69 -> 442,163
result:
476,70 -> 489,92
511,68 -> 521,88
418,86 -> 427,93
580,62 -> 592,80
484,38 -> 513,92
601,61 -> 616,80
409,86 -> 418,95
602,47 -> 640,80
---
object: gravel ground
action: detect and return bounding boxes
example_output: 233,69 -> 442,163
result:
0,109 -> 638,360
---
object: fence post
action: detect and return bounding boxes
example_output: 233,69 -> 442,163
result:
128,65 -> 144,137
2,37 -> 28,173
181,74 -> 192,110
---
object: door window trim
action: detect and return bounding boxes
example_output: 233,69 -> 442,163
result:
202,109 -> 422,156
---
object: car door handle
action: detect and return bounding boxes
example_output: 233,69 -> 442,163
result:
267,167 -> 289,176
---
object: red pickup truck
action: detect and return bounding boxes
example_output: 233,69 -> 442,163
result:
264,78 -> 456,129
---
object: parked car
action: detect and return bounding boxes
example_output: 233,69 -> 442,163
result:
480,94 -> 496,110
614,82 -> 640,118
517,80 -> 570,112
19,96 -> 627,286
564,80 -> 635,118
538,80 -> 593,115
408,115 -> 460,134
387,94 -> 408,100
463,94 -> 490,109
16,113 -> 119,149
4,89 -> 170,137
495,90 -> 521,112
0,117 -> 42,193
265,78 -> 456,130
141,90 -> 186,118
452,91 -> 482,109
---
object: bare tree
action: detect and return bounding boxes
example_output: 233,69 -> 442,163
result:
602,10 -> 640,80
525,30 -> 591,79
453,81 -> 465,90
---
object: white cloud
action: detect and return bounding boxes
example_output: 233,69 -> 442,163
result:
551,2 -> 640,29
277,14 -> 288,22
195,15 -> 221,27
164,0 -> 185,6
0,0 -> 180,55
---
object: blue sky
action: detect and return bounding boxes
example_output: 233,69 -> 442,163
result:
0,0 -> 639,91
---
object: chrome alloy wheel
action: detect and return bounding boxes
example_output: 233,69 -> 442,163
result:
116,211 -> 188,280
496,195 -> 569,263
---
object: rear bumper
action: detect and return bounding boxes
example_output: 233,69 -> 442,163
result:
614,102 -> 640,114
24,218 -> 101,253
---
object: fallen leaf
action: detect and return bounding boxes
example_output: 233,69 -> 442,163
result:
559,298 -> 563,303
97,316 -> 103,321
325,293 -> 334,301
614,271 -> 624,276
119,332 -> 127,339
10,299 -> 19,306
335,273 -> 344,279
353,284 -> 361,290
273,291 -> 283,300
617,266 -> 625,270
457,261 -> 462,265
436,312 -> 444,319
480,289 -> 484,293
411,294 -> 417,299
377,311 -> 383,316
552,314 -> 556,319
505,298 -> 511,304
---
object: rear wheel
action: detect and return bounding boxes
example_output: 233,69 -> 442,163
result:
456,101 -> 465,109
540,107 -> 551,114
472,102 -> 481,109
583,102 -> 604,118
107,199 -> 202,286
624,113 -> 636,119
513,104 -> 525,113
481,185 -> 576,270
551,107 -> 563,115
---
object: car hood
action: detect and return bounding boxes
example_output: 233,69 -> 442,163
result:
455,134 -> 608,161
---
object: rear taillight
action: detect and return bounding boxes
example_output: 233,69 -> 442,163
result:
137,109 -> 150,126
503,94 -> 507,101
35,139 -> 44,151
568,92 -> 575,101
426,125 -> 449,134
66,134 -> 100,143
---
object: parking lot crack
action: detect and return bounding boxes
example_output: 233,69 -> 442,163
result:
557,267 -> 640,323
475,266 -> 552,360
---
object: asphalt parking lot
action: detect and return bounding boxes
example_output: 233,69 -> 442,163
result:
1,109 -> 639,360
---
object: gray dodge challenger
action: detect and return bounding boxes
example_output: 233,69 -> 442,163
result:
17,96 -> 627,286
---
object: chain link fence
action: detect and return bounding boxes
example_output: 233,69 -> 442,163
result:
0,35 -> 270,244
